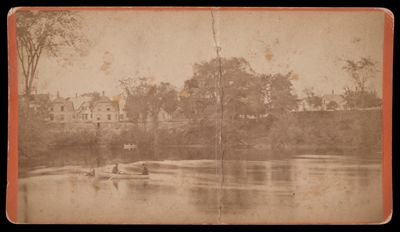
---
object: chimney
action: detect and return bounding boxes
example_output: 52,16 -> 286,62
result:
102,91 -> 105,96
332,89 -> 334,95
75,93 -> 78,97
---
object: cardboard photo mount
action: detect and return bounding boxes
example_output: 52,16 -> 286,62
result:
6,7 -> 394,224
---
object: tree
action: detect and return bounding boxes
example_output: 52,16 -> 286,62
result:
119,77 -> 178,128
303,88 -> 323,110
342,57 -> 381,109
326,101 -> 339,111
18,97 -> 51,163
179,57 -> 268,146
157,83 -> 179,117
16,11 -> 87,162
259,72 -> 298,150
16,10 -> 87,97
261,72 -> 298,115
148,82 -> 178,124
180,57 -> 265,121
120,77 -> 151,126
179,59 -> 220,121
342,87 -> 381,109
219,58 -> 264,119
343,57 -> 377,93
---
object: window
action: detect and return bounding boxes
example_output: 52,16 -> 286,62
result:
107,114 -> 111,120
107,108 -> 110,111
120,114 -> 124,120
60,115 -> 64,121
50,107 -> 53,111
90,114 -> 92,118
61,106 -> 64,112
50,115 -> 54,120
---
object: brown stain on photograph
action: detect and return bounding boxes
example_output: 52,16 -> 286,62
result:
264,47 -> 274,61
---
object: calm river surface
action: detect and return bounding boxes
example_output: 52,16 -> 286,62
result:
17,152 -> 383,224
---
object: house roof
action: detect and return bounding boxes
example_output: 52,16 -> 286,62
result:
92,96 -> 119,110
70,96 -> 93,110
51,97 -> 74,110
96,95 -> 112,103
53,96 -> 69,104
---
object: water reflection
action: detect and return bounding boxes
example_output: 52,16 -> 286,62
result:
17,151 -> 383,224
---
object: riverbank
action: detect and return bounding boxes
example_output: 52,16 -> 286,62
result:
18,109 -> 382,169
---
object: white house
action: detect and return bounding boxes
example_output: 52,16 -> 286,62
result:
91,92 -> 119,122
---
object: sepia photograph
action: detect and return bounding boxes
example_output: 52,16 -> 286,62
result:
7,7 -> 392,224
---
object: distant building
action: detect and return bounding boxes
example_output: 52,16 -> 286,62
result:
70,95 -> 94,122
49,93 -> 75,122
36,90 -> 187,124
91,91 -> 119,122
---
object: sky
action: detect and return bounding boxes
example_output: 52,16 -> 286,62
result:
19,9 -> 385,98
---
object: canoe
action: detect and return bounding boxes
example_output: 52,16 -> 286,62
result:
96,171 -> 149,180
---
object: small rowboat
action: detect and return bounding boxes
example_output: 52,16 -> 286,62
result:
96,171 -> 149,180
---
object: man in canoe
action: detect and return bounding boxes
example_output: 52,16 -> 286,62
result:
89,168 -> 95,176
85,168 -> 95,176
142,163 -> 149,175
112,163 -> 119,174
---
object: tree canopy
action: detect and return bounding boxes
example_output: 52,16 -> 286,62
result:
303,88 -> 323,110
119,77 -> 178,127
342,57 -> 381,109
16,10 -> 87,96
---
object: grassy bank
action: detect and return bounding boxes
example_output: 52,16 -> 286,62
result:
19,109 -> 382,169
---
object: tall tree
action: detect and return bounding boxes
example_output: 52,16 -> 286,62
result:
260,72 -> 298,150
342,58 -> 381,109
119,77 -> 178,128
261,72 -> 298,115
343,57 -> 377,93
157,82 -> 179,117
180,57 -> 264,121
148,82 -> 178,124
180,57 -> 269,146
16,10 -> 86,97
120,77 -> 151,127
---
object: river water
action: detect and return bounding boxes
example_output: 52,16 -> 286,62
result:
17,152 -> 383,224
